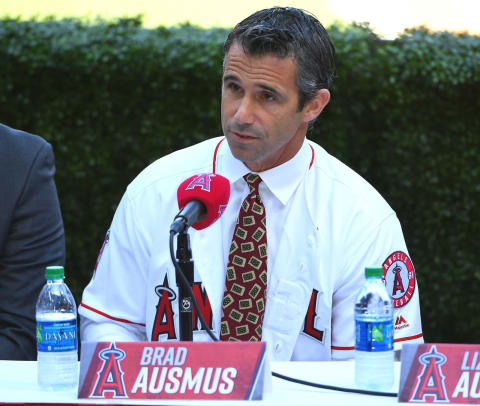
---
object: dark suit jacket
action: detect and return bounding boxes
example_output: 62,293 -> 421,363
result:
0,123 -> 65,360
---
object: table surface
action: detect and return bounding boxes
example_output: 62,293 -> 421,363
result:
0,360 -> 404,405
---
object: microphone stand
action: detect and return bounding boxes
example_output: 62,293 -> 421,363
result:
175,231 -> 194,341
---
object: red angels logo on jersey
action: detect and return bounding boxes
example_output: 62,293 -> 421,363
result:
151,276 -> 178,341
151,275 -> 214,341
302,289 -> 325,343
383,251 -> 416,308
191,282 -> 213,330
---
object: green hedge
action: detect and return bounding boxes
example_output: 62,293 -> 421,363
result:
1,17 -> 479,344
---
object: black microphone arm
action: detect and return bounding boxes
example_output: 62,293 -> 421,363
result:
170,200 -> 206,234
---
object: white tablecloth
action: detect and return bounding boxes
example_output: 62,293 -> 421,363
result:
0,360 -> 401,405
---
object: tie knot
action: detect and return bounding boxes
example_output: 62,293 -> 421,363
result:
244,173 -> 262,195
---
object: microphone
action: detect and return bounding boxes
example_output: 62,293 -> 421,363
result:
170,173 -> 230,234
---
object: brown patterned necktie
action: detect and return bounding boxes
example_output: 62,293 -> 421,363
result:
220,173 -> 267,341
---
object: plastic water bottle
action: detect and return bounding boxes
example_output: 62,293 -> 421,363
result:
36,266 -> 78,390
354,267 -> 394,391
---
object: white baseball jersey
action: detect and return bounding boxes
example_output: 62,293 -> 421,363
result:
80,137 -> 423,361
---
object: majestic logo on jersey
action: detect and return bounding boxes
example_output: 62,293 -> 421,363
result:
186,173 -> 215,192
302,289 -> 325,343
383,251 -> 416,308
151,275 -> 214,341
395,315 -> 410,331
93,229 -> 110,274
90,343 -> 127,398
410,346 -> 449,402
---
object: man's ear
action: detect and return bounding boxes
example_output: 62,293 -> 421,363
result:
302,89 -> 330,123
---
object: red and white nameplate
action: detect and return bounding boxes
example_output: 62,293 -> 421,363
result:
399,343 -> 480,403
78,341 -> 267,400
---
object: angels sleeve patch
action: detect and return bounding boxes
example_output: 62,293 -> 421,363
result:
382,251 -> 416,308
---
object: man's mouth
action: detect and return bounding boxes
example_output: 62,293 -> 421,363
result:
232,131 -> 256,140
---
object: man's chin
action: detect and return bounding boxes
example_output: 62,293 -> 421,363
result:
225,136 -> 268,169
231,149 -> 256,164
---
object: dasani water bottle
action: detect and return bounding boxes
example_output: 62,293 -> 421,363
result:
36,266 -> 78,390
354,266 -> 394,391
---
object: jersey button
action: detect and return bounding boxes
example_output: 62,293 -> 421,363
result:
274,342 -> 283,353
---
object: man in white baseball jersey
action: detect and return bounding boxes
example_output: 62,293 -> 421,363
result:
80,7 -> 423,361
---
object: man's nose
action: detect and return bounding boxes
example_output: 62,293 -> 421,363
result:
234,97 -> 255,125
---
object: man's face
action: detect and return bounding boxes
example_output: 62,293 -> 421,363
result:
221,43 -> 310,172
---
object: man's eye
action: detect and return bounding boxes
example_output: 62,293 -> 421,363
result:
262,92 -> 275,102
228,83 -> 241,92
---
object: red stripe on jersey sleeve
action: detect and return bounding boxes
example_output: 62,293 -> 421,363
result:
80,302 -> 146,326
331,345 -> 355,351
394,332 -> 424,343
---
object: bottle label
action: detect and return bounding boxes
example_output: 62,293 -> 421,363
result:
355,320 -> 394,352
36,319 -> 77,352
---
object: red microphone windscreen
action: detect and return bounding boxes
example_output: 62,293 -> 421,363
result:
177,173 -> 230,230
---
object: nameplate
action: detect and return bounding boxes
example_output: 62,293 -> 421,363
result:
78,341 -> 266,400
399,343 -> 480,403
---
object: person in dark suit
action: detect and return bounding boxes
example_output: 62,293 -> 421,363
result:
0,123 -> 65,360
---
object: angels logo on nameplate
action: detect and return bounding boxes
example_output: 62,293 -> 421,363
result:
399,343 -> 480,404
78,341 -> 267,400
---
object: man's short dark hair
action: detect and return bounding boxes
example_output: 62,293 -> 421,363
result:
224,7 -> 336,111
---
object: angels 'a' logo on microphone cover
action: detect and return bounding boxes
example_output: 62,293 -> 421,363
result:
185,173 -> 215,192
382,251 -> 416,308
